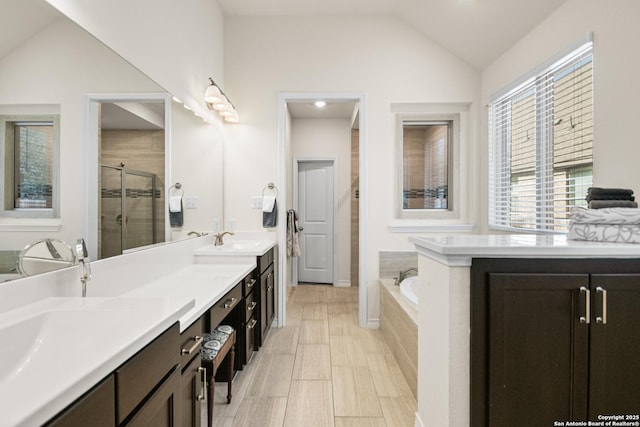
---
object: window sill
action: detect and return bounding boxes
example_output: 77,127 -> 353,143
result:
0,218 -> 62,232
389,220 -> 476,233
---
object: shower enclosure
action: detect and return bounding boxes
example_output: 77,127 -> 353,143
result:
100,165 -> 160,259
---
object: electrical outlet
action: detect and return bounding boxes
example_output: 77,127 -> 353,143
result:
212,218 -> 221,232
185,196 -> 198,209
227,218 -> 237,231
251,196 -> 263,209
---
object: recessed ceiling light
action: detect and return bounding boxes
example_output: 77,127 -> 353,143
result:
314,100 -> 326,108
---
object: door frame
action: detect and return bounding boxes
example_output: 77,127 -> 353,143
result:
278,91 -> 369,328
84,93 -> 171,260
293,157 -> 338,286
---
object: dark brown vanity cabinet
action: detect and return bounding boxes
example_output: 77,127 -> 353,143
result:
47,323 -> 182,427
180,316 -> 206,427
258,247 -> 275,346
243,272 -> 259,364
471,259 -> 640,427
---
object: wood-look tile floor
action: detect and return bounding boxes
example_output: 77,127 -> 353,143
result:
210,284 -> 417,427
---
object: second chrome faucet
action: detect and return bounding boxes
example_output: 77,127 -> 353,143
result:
214,231 -> 234,246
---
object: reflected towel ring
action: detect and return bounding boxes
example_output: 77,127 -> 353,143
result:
169,182 -> 184,196
262,182 -> 278,197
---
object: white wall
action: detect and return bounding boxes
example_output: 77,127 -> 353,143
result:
45,0 -> 225,125
291,118 -> 352,284
480,0 -> 640,233
223,15 -> 481,323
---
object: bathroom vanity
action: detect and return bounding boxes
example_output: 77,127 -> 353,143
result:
410,235 -> 640,427
0,234 -> 277,427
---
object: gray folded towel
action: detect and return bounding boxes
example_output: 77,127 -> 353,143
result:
588,200 -> 638,209
588,187 -> 634,196
263,199 -> 278,228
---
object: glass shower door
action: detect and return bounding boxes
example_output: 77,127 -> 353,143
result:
123,171 -> 156,252
100,166 -> 123,259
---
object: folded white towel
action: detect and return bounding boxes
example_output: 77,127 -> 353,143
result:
262,196 -> 276,213
169,196 -> 182,213
570,206 -> 640,225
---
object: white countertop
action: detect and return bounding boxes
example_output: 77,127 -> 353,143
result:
0,240 -> 263,426
410,234 -> 640,266
122,263 -> 256,331
194,239 -> 275,257
0,296 -> 193,427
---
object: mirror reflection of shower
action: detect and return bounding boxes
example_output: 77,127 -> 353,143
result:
98,101 -> 166,259
100,165 -> 160,258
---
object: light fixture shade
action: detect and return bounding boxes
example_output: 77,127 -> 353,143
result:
212,95 -> 230,111
224,110 -> 239,123
204,84 -> 222,104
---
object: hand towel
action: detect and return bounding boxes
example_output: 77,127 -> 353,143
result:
169,196 -> 183,227
262,196 -> 276,213
169,196 -> 183,213
287,209 -> 301,257
263,199 -> 277,228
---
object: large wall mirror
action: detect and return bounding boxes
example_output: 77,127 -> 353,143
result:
0,0 -> 224,281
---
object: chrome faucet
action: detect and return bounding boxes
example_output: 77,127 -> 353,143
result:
214,231 -> 234,246
394,267 -> 418,286
75,238 -> 92,297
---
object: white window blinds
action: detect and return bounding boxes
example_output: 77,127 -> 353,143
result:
489,40 -> 593,232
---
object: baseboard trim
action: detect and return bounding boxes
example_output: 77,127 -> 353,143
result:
335,280 -> 351,288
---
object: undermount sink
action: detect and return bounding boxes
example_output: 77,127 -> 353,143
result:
217,240 -> 263,250
0,307 -> 131,385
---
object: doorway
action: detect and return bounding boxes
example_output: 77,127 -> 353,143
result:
295,159 -> 336,285
278,92 -> 368,327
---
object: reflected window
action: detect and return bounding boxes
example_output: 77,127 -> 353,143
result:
402,121 -> 451,210
1,115 -> 60,218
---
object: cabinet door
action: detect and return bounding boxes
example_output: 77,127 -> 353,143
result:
127,365 -> 182,427
181,355 -> 204,427
261,263 -> 275,340
589,274 -> 640,417
488,273 -> 589,426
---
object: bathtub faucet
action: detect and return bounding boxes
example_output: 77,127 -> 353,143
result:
395,268 -> 418,286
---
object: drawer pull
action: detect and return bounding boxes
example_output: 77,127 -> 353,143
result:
197,367 -> 207,401
247,278 -> 256,289
247,319 -> 258,329
181,335 -> 204,355
248,301 -> 257,311
596,286 -> 607,324
224,297 -> 237,309
579,286 -> 590,324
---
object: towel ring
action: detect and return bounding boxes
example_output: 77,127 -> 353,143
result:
262,182 -> 278,197
169,182 -> 184,196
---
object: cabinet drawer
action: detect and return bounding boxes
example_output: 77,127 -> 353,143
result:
243,273 -> 257,297
245,316 -> 258,362
180,316 -> 205,368
115,323 -> 180,425
210,282 -> 242,329
245,289 -> 258,320
47,375 -> 115,427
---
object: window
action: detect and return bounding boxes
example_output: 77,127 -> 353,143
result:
1,115 -> 60,218
402,121 -> 451,210
488,40 -> 593,232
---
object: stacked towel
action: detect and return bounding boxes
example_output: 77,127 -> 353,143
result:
568,206 -> 640,244
586,187 -> 637,209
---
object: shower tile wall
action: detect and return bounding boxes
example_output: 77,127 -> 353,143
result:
100,130 -> 165,257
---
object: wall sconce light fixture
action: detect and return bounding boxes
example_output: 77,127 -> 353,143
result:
204,78 -> 239,123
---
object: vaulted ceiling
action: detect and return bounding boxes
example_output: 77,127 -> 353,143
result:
217,0 -> 568,70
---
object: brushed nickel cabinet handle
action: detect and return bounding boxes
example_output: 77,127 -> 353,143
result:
247,278 -> 256,289
224,297 -> 237,309
181,335 -> 204,355
248,301 -> 257,311
596,286 -> 607,324
197,367 -> 207,401
579,286 -> 590,324
247,319 -> 258,329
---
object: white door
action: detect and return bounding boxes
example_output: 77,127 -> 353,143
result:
297,161 -> 335,284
